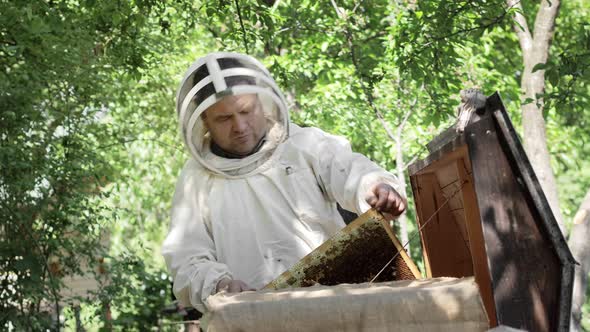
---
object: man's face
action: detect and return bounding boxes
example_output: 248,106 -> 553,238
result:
203,94 -> 267,156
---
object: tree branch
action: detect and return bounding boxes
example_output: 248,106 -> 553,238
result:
507,0 -> 533,58
398,97 -> 417,130
330,0 -> 344,18
404,8 -> 511,70
330,1 -> 398,144
375,110 -> 399,143
95,137 -> 185,153
234,0 -> 250,54
361,31 -> 387,43
532,0 -> 560,63
0,39 -> 16,46
403,146 -> 428,170
206,27 -> 229,47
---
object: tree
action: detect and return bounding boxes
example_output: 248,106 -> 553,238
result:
507,0 -> 565,232
507,1 -> 590,329
0,1 -> 193,329
569,190 -> 590,331
120,0 -> 590,328
3,0 -> 588,329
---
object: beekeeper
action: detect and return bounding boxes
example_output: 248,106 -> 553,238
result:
161,52 -> 406,313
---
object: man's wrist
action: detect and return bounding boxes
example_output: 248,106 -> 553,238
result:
215,277 -> 233,293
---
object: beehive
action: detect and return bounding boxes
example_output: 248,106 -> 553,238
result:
408,92 -> 576,332
209,277 -> 488,332
265,209 -> 420,290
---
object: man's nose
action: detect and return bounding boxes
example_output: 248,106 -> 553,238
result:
232,116 -> 248,133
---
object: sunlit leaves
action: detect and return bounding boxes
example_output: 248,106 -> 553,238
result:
3,0 -> 590,329
1,0 -> 193,329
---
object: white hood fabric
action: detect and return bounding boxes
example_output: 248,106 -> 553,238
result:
162,53 -> 402,313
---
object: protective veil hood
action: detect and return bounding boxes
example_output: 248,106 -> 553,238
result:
175,52 -> 289,178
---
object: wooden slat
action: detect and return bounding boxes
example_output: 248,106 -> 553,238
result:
408,135 -> 466,176
435,159 -> 470,247
410,176 -> 436,278
488,93 -> 575,332
413,171 -> 474,278
466,116 -> 561,332
457,156 -> 498,327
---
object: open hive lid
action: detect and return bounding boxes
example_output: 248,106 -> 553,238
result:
407,92 -> 576,331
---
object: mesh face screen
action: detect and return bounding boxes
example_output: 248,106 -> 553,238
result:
191,64 -> 210,86
217,57 -> 265,74
187,68 -> 279,117
182,56 -> 271,111
224,75 -> 257,88
193,82 -> 216,107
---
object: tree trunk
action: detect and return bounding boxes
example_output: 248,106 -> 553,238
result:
508,0 -> 566,234
507,3 -> 590,331
569,189 -> 590,332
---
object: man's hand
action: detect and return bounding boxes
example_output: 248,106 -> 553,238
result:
366,183 -> 406,218
216,278 -> 255,293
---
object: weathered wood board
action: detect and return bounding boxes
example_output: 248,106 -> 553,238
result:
410,142 -> 498,326
408,92 -> 576,332
265,209 -> 420,290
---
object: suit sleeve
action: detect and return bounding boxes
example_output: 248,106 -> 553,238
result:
311,128 -> 404,215
161,161 -> 232,313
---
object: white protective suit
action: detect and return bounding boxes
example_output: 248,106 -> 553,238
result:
161,52 -> 402,313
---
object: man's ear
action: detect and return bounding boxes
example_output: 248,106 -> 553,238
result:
200,111 -> 209,129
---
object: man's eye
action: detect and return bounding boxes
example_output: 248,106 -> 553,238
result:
217,116 -> 231,122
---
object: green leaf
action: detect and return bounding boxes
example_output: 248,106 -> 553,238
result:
547,69 -> 560,87
522,98 -> 534,105
532,62 -> 549,73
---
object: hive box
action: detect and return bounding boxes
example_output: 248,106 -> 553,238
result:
207,277 -> 488,332
408,92 -> 575,331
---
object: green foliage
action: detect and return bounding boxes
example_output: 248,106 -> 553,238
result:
546,0 -> 590,128
385,0 -> 512,111
2,0 -> 590,330
1,0 -> 192,330
92,253 -> 175,331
